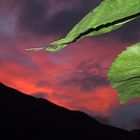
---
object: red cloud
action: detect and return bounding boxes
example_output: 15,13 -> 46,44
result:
0,37 -> 124,116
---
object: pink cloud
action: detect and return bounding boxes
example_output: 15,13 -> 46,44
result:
0,36 -> 124,116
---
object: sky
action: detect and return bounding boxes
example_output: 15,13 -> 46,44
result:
0,0 -> 140,130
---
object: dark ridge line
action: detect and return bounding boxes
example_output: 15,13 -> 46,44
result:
70,12 -> 140,43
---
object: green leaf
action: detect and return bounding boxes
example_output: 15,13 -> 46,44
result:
108,43 -> 140,104
27,0 -> 140,52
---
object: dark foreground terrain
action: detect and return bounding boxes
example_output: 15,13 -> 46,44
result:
0,82 -> 139,140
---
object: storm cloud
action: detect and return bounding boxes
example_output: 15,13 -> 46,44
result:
15,0 -> 101,36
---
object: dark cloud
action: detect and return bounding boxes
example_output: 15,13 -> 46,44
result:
96,13 -> 140,44
17,0 -> 49,36
62,59 -> 109,92
110,101 -> 140,130
1,0 -> 140,42
63,74 -> 109,92
15,0 -> 100,37
16,0 -> 140,43
32,92 -> 48,98
46,0 -> 101,35
46,9 -> 85,35
112,17 -> 140,43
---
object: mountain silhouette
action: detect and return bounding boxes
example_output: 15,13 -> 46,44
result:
0,82 -> 139,140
